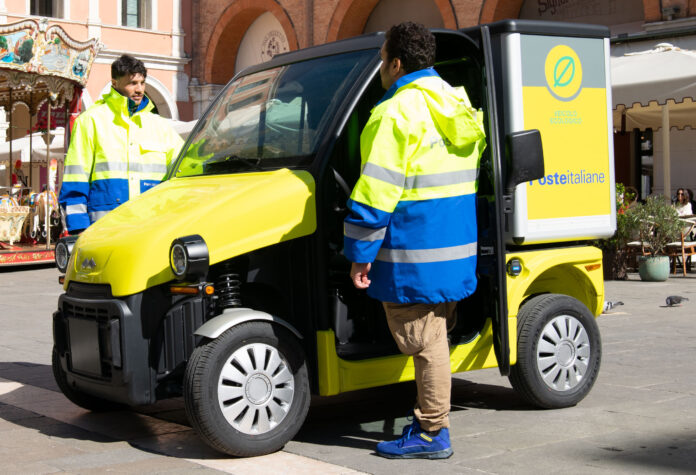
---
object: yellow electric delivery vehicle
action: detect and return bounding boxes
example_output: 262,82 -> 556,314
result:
53,20 -> 616,456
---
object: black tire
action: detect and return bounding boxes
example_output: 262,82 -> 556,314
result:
184,321 -> 310,457
51,346 -> 124,412
509,294 -> 602,409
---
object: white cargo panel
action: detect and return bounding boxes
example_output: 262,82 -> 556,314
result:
502,32 -> 616,244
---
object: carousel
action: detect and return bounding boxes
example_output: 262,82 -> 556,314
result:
0,18 -> 101,266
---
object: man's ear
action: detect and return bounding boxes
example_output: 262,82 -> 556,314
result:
392,57 -> 402,74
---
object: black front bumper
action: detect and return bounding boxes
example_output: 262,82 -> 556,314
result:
53,284 -> 205,406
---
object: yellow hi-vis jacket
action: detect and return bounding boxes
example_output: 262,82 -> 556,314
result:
344,68 -> 486,303
59,88 -> 184,231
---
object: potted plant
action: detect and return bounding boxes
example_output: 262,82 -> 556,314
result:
628,195 -> 682,281
595,183 -> 639,280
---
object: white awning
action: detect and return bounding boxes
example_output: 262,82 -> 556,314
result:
609,42 -> 696,198
611,43 -> 696,130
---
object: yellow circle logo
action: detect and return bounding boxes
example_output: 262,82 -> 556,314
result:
544,45 -> 583,101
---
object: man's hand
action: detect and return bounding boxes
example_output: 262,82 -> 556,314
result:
350,262 -> 372,289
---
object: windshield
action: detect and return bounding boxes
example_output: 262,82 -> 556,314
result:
172,49 -> 377,177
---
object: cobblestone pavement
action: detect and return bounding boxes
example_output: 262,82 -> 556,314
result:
1,264 -> 694,474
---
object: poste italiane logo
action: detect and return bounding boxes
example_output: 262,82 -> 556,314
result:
544,45 -> 583,101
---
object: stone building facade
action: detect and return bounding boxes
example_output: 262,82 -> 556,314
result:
188,0 -> 683,116
188,0 -> 696,198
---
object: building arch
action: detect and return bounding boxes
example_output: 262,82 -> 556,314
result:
326,0 -> 457,42
142,76 -> 180,120
204,0 -> 298,85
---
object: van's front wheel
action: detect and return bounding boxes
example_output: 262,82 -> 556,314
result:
509,294 -> 601,409
184,322 -> 310,457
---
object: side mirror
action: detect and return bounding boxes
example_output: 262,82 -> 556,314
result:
505,129 -> 544,194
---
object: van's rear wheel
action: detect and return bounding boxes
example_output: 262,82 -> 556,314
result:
509,294 -> 601,409
184,321 -> 310,457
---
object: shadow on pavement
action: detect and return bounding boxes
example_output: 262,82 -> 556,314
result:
293,376 -> 532,451
0,361 -> 531,458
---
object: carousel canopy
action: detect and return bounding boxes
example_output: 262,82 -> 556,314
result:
0,18 -> 102,113
0,19 -> 102,191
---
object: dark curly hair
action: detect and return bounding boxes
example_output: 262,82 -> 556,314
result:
111,54 -> 147,80
384,22 -> 436,74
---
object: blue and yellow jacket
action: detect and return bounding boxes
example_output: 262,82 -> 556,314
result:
59,88 -> 184,231
343,68 -> 486,303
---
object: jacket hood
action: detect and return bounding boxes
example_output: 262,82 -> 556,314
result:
404,76 -> 486,150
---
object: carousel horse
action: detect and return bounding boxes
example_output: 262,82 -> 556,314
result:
25,189 -> 62,242
20,191 -> 38,241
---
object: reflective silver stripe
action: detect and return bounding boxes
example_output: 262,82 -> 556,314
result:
89,210 -> 109,222
64,165 -> 88,176
94,162 -> 127,172
65,203 -> 87,215
362,162 -> 405,187
94,162 -> 167,173
130,162 -> 167,173
404,169 -> 478,189
376,242 -> 477,263
344,222 -> 387,242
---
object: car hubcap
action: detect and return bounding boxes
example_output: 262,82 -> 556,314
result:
536,315 -> 591,391
217,342 -> 294,435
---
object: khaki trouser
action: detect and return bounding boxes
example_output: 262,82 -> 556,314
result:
383,301 -> 457,432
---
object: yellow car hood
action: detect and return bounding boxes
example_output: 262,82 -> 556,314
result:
65,169 -> 316,296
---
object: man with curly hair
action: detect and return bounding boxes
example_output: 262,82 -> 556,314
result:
344,22 -> 486,459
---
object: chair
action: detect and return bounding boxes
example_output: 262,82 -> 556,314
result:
625,219 -> 653,268
666,218 -> 696,276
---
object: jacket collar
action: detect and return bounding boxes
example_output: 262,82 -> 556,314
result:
376,67 -> 440,106
102,87 -> 153,117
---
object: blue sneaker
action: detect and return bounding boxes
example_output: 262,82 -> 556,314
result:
376,421 -> 453,459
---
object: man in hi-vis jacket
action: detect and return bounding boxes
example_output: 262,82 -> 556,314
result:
59,54 -> 183,234
344,22 -> 486,459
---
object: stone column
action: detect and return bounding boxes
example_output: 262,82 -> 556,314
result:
172,0 -> 185,58
88,0 -> 101,40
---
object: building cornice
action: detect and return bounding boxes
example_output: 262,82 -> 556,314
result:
96,49 -> 190,72
6,14 -> 184,38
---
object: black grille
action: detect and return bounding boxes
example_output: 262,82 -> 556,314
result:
63,301 -> 112,321
62,297 -> 124,379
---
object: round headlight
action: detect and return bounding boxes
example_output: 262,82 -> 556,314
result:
170,243 -> 187,277
169,235 -> 209,281
55,241 -> 69,272
54,236 -> 77,274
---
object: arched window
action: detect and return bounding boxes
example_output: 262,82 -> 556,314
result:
235,12 -> 290,73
